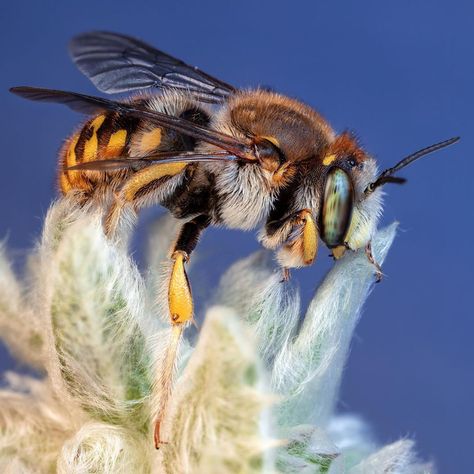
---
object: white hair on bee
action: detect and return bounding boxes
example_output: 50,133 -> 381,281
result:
346,157 -> 384,250
209,161 -> 279,230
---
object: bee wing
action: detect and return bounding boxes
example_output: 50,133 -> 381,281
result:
67,151 -> 238,171
69,31 -> 236,103
10,86 -> 255,161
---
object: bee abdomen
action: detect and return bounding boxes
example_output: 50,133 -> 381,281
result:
59,111 -> 141,194
59,92 -> 211,197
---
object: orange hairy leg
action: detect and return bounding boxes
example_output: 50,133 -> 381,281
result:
104,162 -> 187,237
97,160 -> 210,447
154,215 -> 210,448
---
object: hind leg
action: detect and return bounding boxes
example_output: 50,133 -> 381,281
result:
103,162 -> 188,238
154,215 -> 210,448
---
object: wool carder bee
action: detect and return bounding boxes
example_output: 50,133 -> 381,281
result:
10,31 -> 459,447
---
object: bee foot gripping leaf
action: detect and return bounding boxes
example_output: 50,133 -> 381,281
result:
331,245 -> 347,260
365,242 -> 383,282
168,251 -> 193,324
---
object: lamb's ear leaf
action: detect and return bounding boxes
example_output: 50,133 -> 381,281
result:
161,307 -> 275,473
215,250 -> 300,365
40,199 -> 152,431
350,439 -> 432,474
273,223 -> 398,428
0,243 -> 44,370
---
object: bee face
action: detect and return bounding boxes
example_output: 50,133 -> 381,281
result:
320,133 -> 383,250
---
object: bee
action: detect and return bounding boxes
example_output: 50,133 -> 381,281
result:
10,31 -> 459,448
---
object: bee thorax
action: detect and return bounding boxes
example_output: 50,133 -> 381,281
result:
210,162 -> 277,230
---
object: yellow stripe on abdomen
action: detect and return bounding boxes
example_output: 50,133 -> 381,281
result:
139,128 -> 162,154
59,133 -> 80,194
104,129 -> 127,157
83,114 -> 106,162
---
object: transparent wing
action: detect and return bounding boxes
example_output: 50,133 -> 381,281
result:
10,86 -> 255,161
69,31 -> 236,103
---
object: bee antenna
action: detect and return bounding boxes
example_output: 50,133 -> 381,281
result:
365,136 -> 460,194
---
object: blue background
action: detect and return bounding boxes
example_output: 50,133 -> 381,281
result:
1,1 -> 472,472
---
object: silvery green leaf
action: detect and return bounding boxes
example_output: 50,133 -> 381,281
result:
40,201 -> 152,430
273,224 -> 398,428
215,251 -> 300,365
0,373 -> 73,473
57,422 -> 151,474
162,306 -> 274,474
0,242 -> 44,370
350,439 -> 434,474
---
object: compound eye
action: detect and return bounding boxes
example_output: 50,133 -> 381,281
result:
320,167 -> 354,248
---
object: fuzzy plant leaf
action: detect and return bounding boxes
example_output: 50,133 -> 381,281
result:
161,306 -> 274,474
273,223 -> 398,428
0,197 -> 433,473
217,224 -> 397,427
38,199 -> 153,432
350,439 -> 433,474
0,243 -> 44,370
57,422 -> 153,474
216,223 -> 403,471
0,373 -> 74,473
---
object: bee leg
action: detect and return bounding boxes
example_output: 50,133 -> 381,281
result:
104,192 -> 127,238
281,267 -> 291,282
154,215 -> 210,448
331,245 -> 347,260
365,241 -> 383,282
103,162 -> 189,238
275,209 -> 319,270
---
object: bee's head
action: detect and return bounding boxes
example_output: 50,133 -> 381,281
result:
319,134 -> 459,251
319,132 -> 383,251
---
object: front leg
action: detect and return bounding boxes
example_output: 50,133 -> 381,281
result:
260,209 -> 319,274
